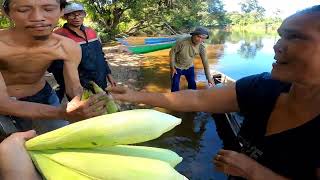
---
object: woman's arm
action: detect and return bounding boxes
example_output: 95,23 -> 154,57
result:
108,83 -> 239,113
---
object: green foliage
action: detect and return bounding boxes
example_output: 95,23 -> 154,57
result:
66,0 -> 281,42
240,0 -> 264,14
72,0 -> 230,41
239,0 -> 265,21
0,13 -> 10,28
207,0 -> 229,28
77,0 -> 130,38
225,0 -> 281,35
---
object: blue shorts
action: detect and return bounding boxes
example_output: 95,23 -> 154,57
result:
171,66 -> 197,92
1,83 -> 69,134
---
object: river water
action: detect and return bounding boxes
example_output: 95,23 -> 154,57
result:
135,32 -> 278,180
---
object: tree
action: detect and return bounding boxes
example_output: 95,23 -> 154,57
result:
239,0 -> 265,22
240,0 -> 259,13
78,0 -> 181,40
75,0 -> 231,41
207,0 -> 229,28
78,0 -> 134,40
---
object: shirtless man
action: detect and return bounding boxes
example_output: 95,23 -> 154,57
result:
0,0 -> 106,134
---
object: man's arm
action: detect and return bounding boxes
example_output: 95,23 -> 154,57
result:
169,43 -> 180,77
104,58 -> 116,87
62,40 -> 83,98
60,38 -> 109,121
97,35 -> 112,75
97,36 -> 116,86
199,44 -> 214,85
109,83 -> 239,113
169,45 -> 177,69
0,72 -> 66,120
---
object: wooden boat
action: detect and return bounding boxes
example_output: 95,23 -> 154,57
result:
128,41 -> 176,54
144,37 -> 176,44
211,72 -> 243,150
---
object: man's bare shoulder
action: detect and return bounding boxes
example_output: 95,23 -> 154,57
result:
52,34 -> 81,61
52,33 -> 78,49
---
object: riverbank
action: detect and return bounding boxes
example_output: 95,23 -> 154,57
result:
102,45 -> 150,110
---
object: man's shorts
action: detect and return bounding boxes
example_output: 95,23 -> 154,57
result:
0,83 -> 69,134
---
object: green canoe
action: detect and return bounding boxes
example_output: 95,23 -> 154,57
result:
128,41 -> 176,54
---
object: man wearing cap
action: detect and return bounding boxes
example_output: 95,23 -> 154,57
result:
170,27 -> 214,92
0,0 -> 107,134
48,2 -> 116,102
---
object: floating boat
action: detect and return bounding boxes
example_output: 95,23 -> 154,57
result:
115,38 -> 130,46
128,41 -> 176,54
116,34 -> 190,46
115,37 -> 146,46
211,71 -> 243,150
144,37 -> 176,44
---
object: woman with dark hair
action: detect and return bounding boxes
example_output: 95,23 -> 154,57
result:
109,5 -> 320,180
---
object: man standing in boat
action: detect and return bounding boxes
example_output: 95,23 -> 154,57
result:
48,2 -> 116,102
170,27 -> 214,92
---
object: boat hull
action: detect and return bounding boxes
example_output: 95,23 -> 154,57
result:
144,37 -> 176,44
128,41 -> 176,54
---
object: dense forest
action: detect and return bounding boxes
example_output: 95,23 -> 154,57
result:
0,0 -> 282,42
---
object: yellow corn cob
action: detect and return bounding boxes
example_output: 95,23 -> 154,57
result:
89,81 -> 119,114
37,149 -> 188,180
26,109 -> 182,150
91,145 -> 182,167
29,151 -> 93,180
81,89 -> 93,101
36,145 -> 182,167
105,96 -> 119,114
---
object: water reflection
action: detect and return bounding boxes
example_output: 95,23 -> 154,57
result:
210,30 -> 230,44
209,30 -> 278,80
136,49 -> 227,179
238,39 -> 264,59
140,112 -> 227,180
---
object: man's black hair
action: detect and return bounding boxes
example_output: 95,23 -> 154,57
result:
296,5 -> 320,16
2,0 -> 67,14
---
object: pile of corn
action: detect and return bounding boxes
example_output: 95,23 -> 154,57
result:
26,109 -> 187,180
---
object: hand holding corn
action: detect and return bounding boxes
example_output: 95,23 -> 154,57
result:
64,92 -> 107,122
